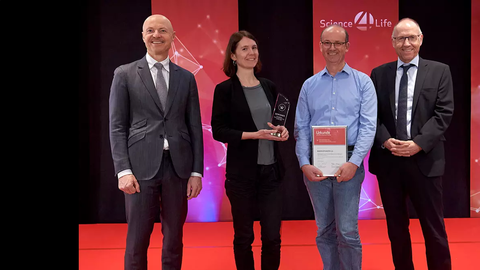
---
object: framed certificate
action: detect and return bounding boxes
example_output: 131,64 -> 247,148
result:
311,126 -> 348,176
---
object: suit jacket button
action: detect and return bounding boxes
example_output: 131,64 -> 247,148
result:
159,135 -> 164,139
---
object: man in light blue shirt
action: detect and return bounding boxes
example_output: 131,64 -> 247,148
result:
294,25 -> 377,269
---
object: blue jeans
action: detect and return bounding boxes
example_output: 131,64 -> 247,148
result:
304,161 -> 365,270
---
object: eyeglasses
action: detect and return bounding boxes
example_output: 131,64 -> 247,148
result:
392,34 -> 421,44
321,41 -> 347,48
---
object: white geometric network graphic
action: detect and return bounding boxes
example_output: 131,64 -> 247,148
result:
201,123 -> 227,168
170,37 -> 229,171
472,191 -> 480,214
170,37 -> 203,75
359,186 -> 383,212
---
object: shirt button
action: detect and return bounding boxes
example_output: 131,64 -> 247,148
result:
332,107 -> 335,110
331,122 -> 334,124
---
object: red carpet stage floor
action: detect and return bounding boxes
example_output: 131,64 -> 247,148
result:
79,218 -> 479,269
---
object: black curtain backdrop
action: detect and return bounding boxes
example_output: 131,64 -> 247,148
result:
79,0 -> 471,223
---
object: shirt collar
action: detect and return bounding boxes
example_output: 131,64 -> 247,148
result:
397,55 -> 419,69
146,53 -> 170,72
319,62 -> 352,77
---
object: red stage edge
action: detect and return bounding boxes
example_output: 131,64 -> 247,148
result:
79,219 -> 480,269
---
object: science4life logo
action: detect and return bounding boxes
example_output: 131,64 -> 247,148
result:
320,11 -> 393,31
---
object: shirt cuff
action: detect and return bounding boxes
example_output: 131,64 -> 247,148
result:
299,157 -> 311,169
118,170 -> 202,179
348,154 -> 363,168
118,169 -> 133,179
191,172 -> 203,178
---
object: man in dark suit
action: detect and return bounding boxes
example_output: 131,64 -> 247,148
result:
109,14 -> 203,270
369,18 -> 453,270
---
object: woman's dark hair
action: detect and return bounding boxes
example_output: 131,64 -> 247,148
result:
222,30 -> 262,77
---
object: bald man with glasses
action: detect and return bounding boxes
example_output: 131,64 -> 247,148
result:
369,18 -> 454,270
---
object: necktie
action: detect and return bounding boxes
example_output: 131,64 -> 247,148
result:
154,63 -> 168,110
396,64 -> 413,140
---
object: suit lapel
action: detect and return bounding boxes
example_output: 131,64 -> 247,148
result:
260,79 -> 275,113
412,57 -> 428,117
388,61 -> 397,117
137,57 -> 164,115
165,61 -> 180,115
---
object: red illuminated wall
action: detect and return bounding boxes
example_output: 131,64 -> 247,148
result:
471,0 -> 480,217
152,0 -> 237,222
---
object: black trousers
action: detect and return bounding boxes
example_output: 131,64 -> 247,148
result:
377,156 -> 451,270
124,150 -> 188,270
225,163 -> 283,270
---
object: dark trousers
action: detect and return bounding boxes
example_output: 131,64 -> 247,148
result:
377,156 -> 451,270
225,163 -> 283,270
124,150 -> 188,270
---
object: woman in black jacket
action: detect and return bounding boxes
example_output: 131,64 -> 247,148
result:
211,30 -> 289,270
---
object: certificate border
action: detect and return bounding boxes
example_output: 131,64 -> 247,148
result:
311,125 -> 348,176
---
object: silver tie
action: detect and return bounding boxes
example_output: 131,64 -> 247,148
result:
154,62 -> 168,110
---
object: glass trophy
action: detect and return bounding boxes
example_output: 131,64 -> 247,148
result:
270,93 -> 290,137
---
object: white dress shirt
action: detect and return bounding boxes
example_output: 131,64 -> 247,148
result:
395,55 -> 419,139
146,52 -> 171,150
118,53 -> 202,179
